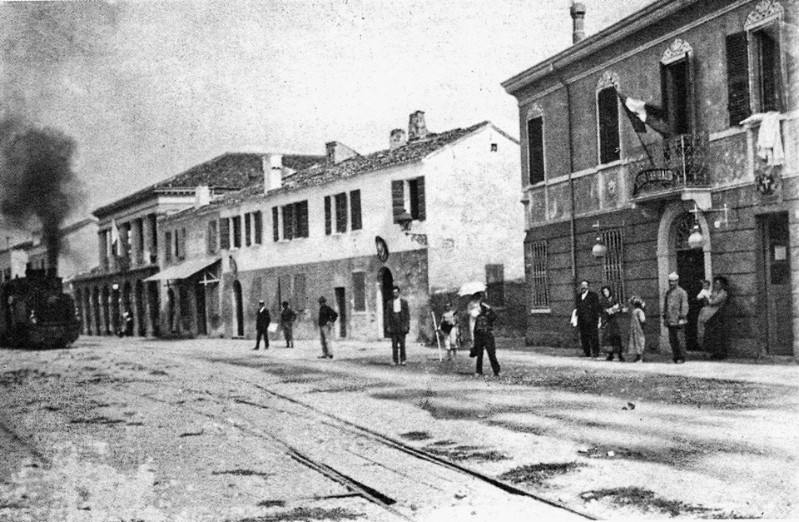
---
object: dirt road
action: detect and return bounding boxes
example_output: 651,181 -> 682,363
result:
1,337 -> 797,520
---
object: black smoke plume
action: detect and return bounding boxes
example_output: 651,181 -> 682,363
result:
0,117 -> 83,270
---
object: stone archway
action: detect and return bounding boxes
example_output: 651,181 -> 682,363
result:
656,200 -> 713,349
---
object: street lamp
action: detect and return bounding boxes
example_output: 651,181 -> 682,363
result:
395,210 -> 427,245
688,203 -> 731,249
591,221 -> 607,258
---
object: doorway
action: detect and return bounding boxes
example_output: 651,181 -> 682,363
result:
377,267 -> 393,338
195,282 -> 207,336
335,287 -> 346,338
233,280 -> 244,337
676,248 -> 705,351
135,281 -> 145,336
762,213 -> 793,355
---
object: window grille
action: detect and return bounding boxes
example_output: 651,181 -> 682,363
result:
601,228 -> 625,302
529,240 -> 549,308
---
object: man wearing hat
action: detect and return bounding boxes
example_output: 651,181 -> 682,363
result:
663,272 -> 689,363
317,296 -> 338,359
253,300 -> 271,350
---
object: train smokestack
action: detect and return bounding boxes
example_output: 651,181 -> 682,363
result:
0,117 -> 83,273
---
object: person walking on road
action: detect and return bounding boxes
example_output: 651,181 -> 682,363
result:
385,286 -> 410,366
599,286 -> 624,361
627,296 -> 646,362
468,292 -> 500,377
440,302 -> 459,360
253,300 -> 270,350
317,296 -> 337,359
575,280 -> 601,357
663,272 -> 689,364
280,301 -> 297,348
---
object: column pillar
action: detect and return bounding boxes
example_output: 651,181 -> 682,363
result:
144,214 -> 157,265
131,219 -> 143,268
98,230 -> 108,271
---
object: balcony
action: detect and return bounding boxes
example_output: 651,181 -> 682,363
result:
630,132 -> 710,205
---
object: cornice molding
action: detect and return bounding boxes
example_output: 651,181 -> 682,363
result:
661,38 -> 693,64
744,0 -> 783,30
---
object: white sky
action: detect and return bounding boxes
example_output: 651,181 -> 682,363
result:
0,0 -> 657,223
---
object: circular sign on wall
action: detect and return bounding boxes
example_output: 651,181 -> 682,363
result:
375,236 -> 389,263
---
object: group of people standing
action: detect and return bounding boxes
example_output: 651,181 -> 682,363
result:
573,272 -> 729,363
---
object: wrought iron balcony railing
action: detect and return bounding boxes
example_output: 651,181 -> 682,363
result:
631,132 -> 709,198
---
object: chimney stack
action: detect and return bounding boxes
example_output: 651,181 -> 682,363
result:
263,153 -> 283,193
570,2 -> 586,44
194,185 -> 210,208
325,141 -> 359,165
408,110 -> 428,141
390,128 -> 407,150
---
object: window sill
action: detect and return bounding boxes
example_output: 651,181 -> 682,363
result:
529,308 -> 552,315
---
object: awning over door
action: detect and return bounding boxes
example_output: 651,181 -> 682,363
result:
144,257 -> 221,282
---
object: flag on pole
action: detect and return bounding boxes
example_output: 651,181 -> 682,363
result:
616,90 -> 670,137
111,218 -> 121,256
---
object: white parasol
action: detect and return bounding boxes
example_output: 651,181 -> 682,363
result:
458,281 -> 486,296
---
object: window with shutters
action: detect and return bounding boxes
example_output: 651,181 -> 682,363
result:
253,211 -> 262,244
527,116 -> 545,184
661,57 -> 692,136
324,196 -> 332,235
597,87 -> 620,164
485,264 -> 505,306
272,207 -> 279,242
726,32 -> 750,126
392,177 -> 425,223
352,271 -> 366,312
207,220 -> 218,254
220,218 -> 230,250
164,230 -> 173,263
232,216 -> 242,248
743,2 -> 785,114
282,205 -> 294,240
528,240 -> 549,309
601,229 -> 625,303
350,190 -> 362,231
244,214 -> 252,246
334,192 -> 347,233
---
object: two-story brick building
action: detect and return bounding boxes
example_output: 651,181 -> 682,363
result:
151,112 -> 525,343
503,0 -> 797,356
71,152 -> 321,338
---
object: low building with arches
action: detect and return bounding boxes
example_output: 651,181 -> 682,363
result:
151,112 -> 525,343
503,0 -> 798,356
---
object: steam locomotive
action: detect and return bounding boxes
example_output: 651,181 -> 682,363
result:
0,269 -> 81,349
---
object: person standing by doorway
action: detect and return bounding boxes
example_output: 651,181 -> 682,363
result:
663,272 -> 689,363
385,286 -> 410,366
253,300 -> 270,350
575,280 -> 601,357
280,301 -> 297,348
317,296 -> 337,359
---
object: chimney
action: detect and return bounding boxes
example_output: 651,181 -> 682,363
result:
263,153 -> 283,193
408,110 -> 428,141
194,185 -> 210,208
570,2 -> 586,44
390,128 -> 407,150
325,141 -> 359,164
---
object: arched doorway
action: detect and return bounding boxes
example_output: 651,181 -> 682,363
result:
657,201 -> 712,350
233,280 -> 244,337
377,267 -> 393,338
135,281 -> 145,336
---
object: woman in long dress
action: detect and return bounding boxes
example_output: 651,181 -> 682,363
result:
703,276 -> 730,359
627,296 -> 646,362
599,286 -> 623,361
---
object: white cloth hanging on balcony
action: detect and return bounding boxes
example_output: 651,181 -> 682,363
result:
756,111 -> 784,166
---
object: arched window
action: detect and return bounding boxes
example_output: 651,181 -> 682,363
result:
525,103 -> 545,185
596,71 -> 620,164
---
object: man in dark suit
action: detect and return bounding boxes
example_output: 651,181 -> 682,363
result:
253,300 -> 270,350
575,280 -> 600,357
385,285 -> 410,366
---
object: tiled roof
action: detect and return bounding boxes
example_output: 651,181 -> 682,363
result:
93,152 -> 324,217
218,121 -> 492,205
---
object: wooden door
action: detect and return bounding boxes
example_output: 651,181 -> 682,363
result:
764,213 -> 793,355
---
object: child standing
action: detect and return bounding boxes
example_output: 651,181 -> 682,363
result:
627,296 -> 646,362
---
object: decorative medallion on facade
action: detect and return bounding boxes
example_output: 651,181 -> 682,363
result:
756,166 -> 779,196
745,0 -> 783,30
661,38 -> 693,65
596,71 -> 620,91
526,103 -> 544,120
